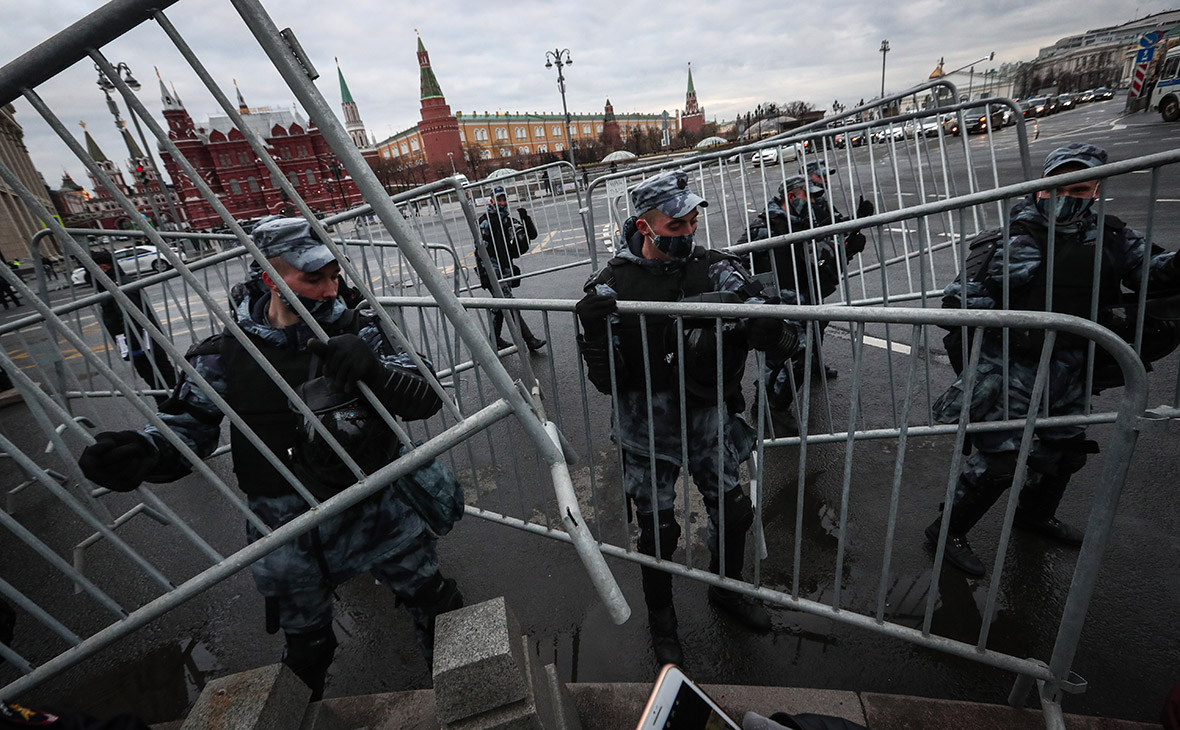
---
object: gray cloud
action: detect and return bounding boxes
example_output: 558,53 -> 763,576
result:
1,0 -> 1171,193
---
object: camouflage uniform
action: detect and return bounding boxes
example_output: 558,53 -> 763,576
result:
576,172 -> 803,659
82,216 -> 460,698
929,144 -> 1180,573
736,175 -> 864,407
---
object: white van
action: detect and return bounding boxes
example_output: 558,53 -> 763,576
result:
1149,44 -> 1180,122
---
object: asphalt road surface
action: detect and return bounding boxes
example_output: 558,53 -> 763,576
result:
1,94 -> 1178,725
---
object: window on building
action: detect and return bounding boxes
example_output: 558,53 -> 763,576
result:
555,143 -> 564,152
582,124 -> 591,134
552,125 -> 562,136
238,151 -> 250,165
297,145 -> 307,157
475,128 -> 489,142
247,176 -> 260,192
305,169 -> 316,185
597,124 -> 603,133
515,127 -> 526,139
480,149 -> 492,160
499,147 -> 511,157
518,146 -> 529,154
228,179 -> 242,195
400,143 -> 409,154
410,139 -> 420,151
534,126 -> 544,137
495,127 -> 508,140
288,171 -> 300,187
382,149 -> 390,158
538,145 -> 548,153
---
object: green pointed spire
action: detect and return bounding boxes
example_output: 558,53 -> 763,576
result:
336,59 -> 355,104
417,35 -> 443,100
82,124 -> 108,163
687,63 -> 695,95
121,126 -> 144,160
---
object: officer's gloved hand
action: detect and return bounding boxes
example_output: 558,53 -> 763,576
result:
517,207 -> 530,221
845,231 -> 867,256
307,335 -> 383,392
380,366 -> 442,421
575,294 -> 617,341
856,195 -> 875,220
746,315 -> 786,352
79,430 -> 159,492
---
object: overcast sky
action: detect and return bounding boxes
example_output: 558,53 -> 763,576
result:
2,0 -> 1175,191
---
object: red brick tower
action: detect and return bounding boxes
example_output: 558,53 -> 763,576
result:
603,99 -> 621,146
681,62 -> 704,136
415,32 -> 465,177
158,72 -> 219,229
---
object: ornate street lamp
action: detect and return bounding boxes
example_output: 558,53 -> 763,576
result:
544,49 -> 576,169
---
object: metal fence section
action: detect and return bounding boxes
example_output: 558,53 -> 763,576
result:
0,0 -> 627,700
583,83 -> 1035,308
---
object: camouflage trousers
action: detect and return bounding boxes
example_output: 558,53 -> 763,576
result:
275,529 -> 440,634
616,390 -> 758,550
933,343 -> 1089,504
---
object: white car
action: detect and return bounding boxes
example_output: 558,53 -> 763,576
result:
750,143 -> 803,167
70,245 -> 188,286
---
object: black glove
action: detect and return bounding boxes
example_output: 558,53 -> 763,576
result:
856,195 -> 875,220
575,294 -> 617,340
518,208 -> 537,240
378,366 -> 442,421
307,335 -> 384,392
746,316 -> 786,352
78,430 -> 158,492
845,231 -> 867,257
577,336 -> 625,395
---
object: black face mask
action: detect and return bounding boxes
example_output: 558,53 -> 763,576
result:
277,289 -> 338,321
652,232 -> 695,258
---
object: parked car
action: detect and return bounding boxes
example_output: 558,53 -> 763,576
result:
1057,93 -> 1076,111
1026,96 -> 1051,117
70,245 -> 189,286
1095,87 -> 1114,100
1078,89 -> 1097,103
750,142 -> 805,166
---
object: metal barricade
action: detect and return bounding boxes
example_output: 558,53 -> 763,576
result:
583,82 -> 1034,308
0,0 -> 626,700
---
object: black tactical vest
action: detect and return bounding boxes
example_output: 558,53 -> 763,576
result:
220,310 -> 363,498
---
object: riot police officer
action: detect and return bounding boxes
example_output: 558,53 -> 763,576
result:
77,216 -> 462,698
575,171 -> 802,665
929,143 -> 1180,577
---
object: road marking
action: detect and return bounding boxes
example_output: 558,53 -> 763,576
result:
864,334 -> 910,354
1157,199 -> 1180,203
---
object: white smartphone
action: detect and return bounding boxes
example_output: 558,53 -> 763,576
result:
635,665 -> 742,730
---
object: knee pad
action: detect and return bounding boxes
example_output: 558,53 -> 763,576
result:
975,451 -> 1019,489
722,490 -> 755,536
637,510 -> 681,560
404,574 -> 464,618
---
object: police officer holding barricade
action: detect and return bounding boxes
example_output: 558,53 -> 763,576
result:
736,174 -> 870,429
477,184 -> 546,352
929,143 -> 1180,577
574,171 -> 803,665
77,216 -> 463,699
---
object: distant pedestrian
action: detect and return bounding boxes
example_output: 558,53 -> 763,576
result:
477,185 -> 546,352
41,255 -> 59,281
0,276 -> 19,310
581,169 -> 589,189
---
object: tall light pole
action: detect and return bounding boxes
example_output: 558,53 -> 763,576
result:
879,40 -> 890,99
447,151 -> 456,176
544,49 -> 576,170
95,61 -> 177,233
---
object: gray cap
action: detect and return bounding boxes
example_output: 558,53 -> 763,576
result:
251,215 -> 336,272
802,160 -> 835,178
777,174 -> 820,200
630,171 -> 708,218
491,185 -> 507,197
1043,143 -> 1107,176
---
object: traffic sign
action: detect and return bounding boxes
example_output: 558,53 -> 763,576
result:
1137,47 -> 1155,64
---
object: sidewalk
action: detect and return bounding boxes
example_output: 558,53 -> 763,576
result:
161,683 -> 1156,730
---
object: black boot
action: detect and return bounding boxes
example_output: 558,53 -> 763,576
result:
519,318 -> 546,352
638,511 -> 683,665
404,574 -> 465,668
707,501 -> 771,634
1015,474 -> 1083,546
647,604 -> 684,667
283,625 -> 338,701
925,474 -> 1006,578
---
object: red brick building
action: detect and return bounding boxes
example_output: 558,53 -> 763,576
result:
157,75 -> 375,230
76,121 -> 185,231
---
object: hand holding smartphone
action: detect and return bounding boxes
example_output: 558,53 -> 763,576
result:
636,665 -> 741,730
